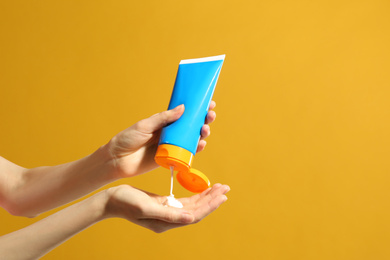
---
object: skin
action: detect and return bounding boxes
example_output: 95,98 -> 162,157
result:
0,102 -> 217,217
0,102 -> 230,259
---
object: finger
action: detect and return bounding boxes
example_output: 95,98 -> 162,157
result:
222,185 -> 230,195
177,187 -> 212,207
200,124 -> 210,139
179,184 -> 229,223
208,184 -> 230,198
188,184 -> 228,218
196,140 -> 207,153
208,194 -> 228,211
209,101 -> 216,111
185,186 -> 212,205
197,184 -> 229,208
192,194 -> 228,222
205,110 -> 216,125
135,105 -> 184,134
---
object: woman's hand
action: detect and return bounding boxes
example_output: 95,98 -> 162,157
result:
104,183 -> 230,233
0,183 -> 229,259
107,102 -> 217,178
0,102 -> 216,217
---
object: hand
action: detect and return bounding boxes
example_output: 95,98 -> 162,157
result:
106,102 -> 217,178
104,183 -> 230,233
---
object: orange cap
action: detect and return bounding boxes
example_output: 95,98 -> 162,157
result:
155,144 -> 193,173
177,168 -> 210,193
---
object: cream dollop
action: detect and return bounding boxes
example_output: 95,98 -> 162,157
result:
166,195 -> 183,208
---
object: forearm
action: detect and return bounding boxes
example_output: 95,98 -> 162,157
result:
0,190 -> 108,260
3,145 -> 118,217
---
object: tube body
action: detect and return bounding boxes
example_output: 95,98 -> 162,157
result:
158,55 -> 225,155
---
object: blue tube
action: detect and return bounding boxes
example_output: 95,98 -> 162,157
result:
158,55 -> 225,155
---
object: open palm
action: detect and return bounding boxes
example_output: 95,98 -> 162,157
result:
105,183 -> 230,233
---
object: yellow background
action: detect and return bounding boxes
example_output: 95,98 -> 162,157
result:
1,1 -> 390,259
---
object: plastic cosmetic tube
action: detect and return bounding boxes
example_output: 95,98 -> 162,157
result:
155,54 -> 225,193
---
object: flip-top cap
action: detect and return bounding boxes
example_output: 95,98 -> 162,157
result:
176,168 -> 210,193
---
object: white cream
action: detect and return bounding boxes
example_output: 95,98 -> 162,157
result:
165,166 -> 183,208
166,194 -> 183,208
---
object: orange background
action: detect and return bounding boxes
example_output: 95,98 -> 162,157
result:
1,1 -> 390,259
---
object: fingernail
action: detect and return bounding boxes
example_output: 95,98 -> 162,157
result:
222,195 -> 228,202
213,183 -> 222,189
173,104 -> 184,111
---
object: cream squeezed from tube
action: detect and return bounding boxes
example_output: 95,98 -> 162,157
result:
166,166 -> 183,208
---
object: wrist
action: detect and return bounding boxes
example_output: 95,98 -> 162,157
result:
100,138 -> 125,179
100,185 -> 137,220
91,143 -> 121,182
89,189 -> 111,222
100,185 -> 123,220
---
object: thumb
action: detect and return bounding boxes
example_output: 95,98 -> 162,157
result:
135,105 -> 185,134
